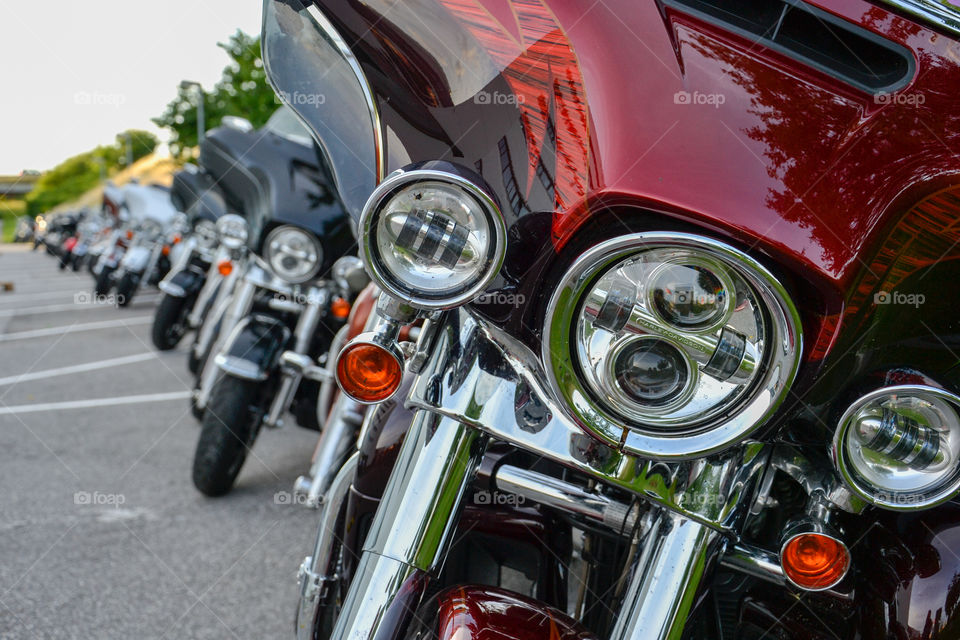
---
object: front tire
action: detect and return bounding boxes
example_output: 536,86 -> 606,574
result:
151,293 -> 193,350
115,272 -> 139,307
94,266 -> 115,298
192,375 -> 263,496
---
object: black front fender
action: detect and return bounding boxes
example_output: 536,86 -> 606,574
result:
215,314 -> 291,381
159,268 -> 206,299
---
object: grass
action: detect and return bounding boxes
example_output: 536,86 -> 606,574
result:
0,199 -> 27,243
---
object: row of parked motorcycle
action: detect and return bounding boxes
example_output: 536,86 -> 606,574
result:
36,106 -> 377,502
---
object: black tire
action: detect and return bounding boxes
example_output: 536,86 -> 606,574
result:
94,266 -> 115,298
151,293 -> 193,350
58,252 -> 69,270
115,272 -> 139,307
187,343 -> 202,375
192,375 -> 263,496
71,254 -> 83,271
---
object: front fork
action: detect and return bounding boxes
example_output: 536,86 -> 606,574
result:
262,290 -> 326,428
321,413 -> 727,640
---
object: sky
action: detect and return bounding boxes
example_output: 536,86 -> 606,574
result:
0,1 -> 263,175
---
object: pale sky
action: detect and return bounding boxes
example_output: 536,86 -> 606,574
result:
0,1 -> 263,175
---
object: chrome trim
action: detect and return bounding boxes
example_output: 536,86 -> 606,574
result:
158,281 -> 187,298
407,308 -> 769,532
880,0 -> 960,36
302,4 -> 385,184
542,232 -> 802,459
358,168 -> 508,310
832,384 -> 960,511
214,353 -> 268,381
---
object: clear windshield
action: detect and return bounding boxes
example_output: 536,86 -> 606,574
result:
261,0 -> 382,221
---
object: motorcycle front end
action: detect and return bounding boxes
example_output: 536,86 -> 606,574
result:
263,1 -> 960,639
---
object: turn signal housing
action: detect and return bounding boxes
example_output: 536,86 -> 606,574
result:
780,532 -> 850,591
217,260 -> 233,276
331,297 -> 351,320
336,336 -> 404,403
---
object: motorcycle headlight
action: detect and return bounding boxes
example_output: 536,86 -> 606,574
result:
359,165 -> 506,310
833,385 -> 960,511
194,219 -> 218,246
264,225 -> 322,284
216,214 -> 249,250
543,232 -> 802,459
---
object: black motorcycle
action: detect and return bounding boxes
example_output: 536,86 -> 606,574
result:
190,107 -> 358,496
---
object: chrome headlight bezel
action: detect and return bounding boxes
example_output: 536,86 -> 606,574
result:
263,225 -> 323,284
542,232 -> 803,460
216,214 -> 249,251
833,385 -> 960,511
358,167 -> 507,310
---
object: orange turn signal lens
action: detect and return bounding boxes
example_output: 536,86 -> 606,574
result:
125,230 -> 135,240
336,342 -> 403,403
172,234 -> 182,244
781,533 -> 850,591
331,297 -> 351,320
217,260 -> 233,276
161,245 -> 171,257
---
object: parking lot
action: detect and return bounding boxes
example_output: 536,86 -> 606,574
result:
0,244 -> 320,639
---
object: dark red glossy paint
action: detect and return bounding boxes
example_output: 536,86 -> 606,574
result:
436,586 -> 597,640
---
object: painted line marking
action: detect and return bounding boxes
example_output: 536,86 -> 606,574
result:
0,391 -> 191,416
0,289 -> 99,304
0,352 -> 159,387
0,296 -> 161,317
0,316 -> 153,342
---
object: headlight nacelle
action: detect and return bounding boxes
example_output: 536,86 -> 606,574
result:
264,225 -> 323,284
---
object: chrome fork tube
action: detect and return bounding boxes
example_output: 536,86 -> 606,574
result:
187,247 -> 228,327
330,411 -> 486,640
196,275 -> 257,409
264,290 -> 325,428
610,509 -> 720,640
193,264 -> 238,358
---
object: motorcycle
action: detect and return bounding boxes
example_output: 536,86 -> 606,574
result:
189,106 -> 359,497
103,183 -> 180,307
151,164 -> 228,350
262,1 -> 960,638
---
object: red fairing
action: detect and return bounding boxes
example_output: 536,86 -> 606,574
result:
436,586 -> 597,640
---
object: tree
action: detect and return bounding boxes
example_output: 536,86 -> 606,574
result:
117,130 -> 159,166
153,31 -> 277,158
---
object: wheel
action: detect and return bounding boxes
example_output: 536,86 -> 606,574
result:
115,272 -> 139,307
151,293 -> 193,350
71,254 -> 82,271
58,252 -> 69,270
192,375 -> 263,496
94,266 -> 115,298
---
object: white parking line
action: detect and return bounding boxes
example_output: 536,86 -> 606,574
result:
0,391 -> 191,415
0,316 -> 153,342
0,296 -> 162,317
0,352 -> 159,387
0,289 -> 90,304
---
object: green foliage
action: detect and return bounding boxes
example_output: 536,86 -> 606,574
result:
153,31 -> 276,157
24,129 -> 157,217
1,200 -> 26,243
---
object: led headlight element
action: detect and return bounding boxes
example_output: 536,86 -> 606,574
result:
359,166 -> 506,309
216,214 -> 249,250
543,233 -> 802,459
833,385 -> 960,510
264,225 -> 322,284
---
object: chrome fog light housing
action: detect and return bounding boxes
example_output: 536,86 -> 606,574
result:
264,225 -> 323,284
543,232 -> 802,459
359,165 -> 506,310
833,385 -> 960,511
217,214 -> 249,250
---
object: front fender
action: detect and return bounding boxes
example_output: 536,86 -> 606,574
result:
159,268 -> 205,299
120,245 -> 151,272
214,314 -> 291,381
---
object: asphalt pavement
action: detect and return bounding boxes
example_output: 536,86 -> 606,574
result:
0,244 -> 320,639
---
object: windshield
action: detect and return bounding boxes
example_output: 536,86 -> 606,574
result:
261,0 -> 382,221
263,105 -> 313,145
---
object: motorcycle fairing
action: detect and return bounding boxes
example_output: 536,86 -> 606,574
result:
215,314 -> 292,382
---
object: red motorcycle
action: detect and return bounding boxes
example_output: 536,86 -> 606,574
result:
263,0 -> 960,638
